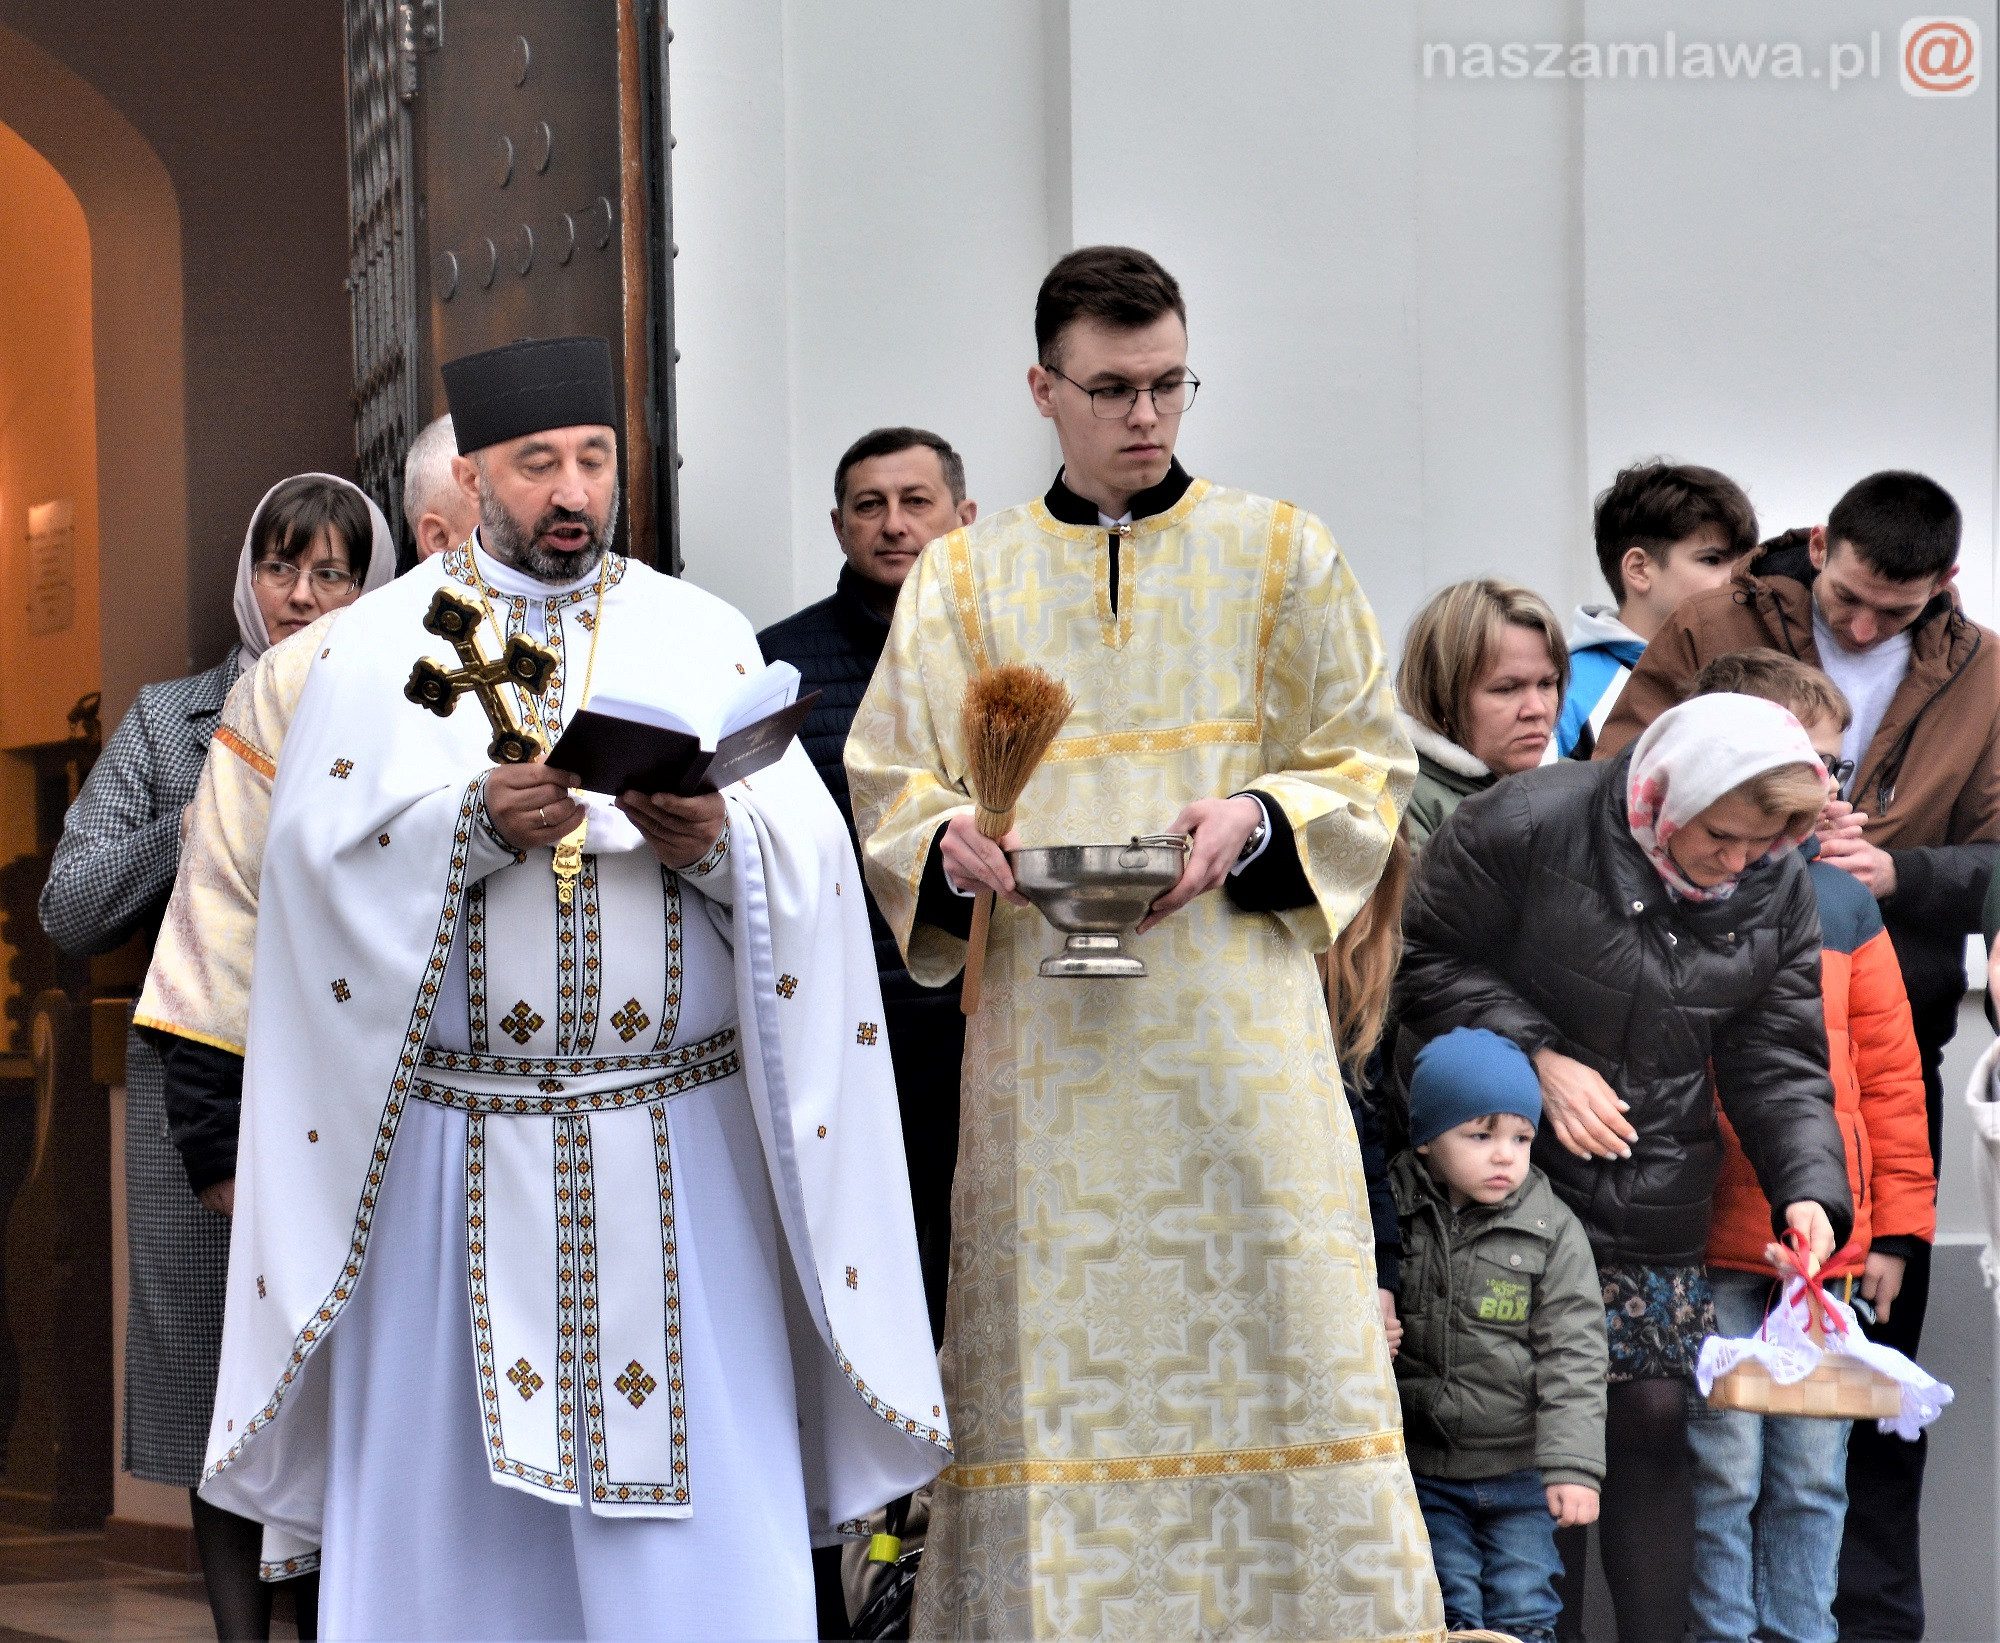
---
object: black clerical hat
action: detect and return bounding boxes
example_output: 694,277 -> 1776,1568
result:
441,336 -> 618,454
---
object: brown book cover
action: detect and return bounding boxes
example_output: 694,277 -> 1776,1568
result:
548,690 -> 819,797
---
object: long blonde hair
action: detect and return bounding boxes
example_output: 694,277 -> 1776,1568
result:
1322,828 -> 1413,1081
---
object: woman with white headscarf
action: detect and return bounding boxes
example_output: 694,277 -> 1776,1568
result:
40,474 -> 390,1639
1391,691 -> 1855,1643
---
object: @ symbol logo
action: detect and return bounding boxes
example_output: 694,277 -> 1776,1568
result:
1901,17 -> 1980,95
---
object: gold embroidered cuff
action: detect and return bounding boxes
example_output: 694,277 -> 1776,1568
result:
681,822 -> 729,880
473,774 -> 526,863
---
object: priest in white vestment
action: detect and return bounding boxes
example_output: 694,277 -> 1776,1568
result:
137,338 -> 949,1639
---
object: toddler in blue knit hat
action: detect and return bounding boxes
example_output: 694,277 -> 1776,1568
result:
1392,1027 -> 1608,1643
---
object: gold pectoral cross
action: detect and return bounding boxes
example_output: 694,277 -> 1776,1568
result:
405,588 -> 590,910
405,588 -> 557,763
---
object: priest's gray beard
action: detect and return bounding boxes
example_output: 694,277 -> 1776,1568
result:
479,483 -> 621,583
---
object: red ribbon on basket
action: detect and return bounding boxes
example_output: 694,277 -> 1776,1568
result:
1767,1228 -> 1852,1341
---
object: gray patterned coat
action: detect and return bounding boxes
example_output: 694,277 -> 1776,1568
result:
39,651 -> 241,1486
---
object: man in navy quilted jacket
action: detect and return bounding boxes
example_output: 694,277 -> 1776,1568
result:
759,425 -> 977,1346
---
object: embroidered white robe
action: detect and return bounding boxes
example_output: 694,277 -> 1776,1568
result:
137,540 -> 949,1584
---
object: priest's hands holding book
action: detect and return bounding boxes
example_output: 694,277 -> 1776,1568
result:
484,761 -> 587,849
485,759 -> 725,869
618,787 -> 728,870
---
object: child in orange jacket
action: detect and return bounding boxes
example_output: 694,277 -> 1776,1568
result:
1684,651 -> 1936,1643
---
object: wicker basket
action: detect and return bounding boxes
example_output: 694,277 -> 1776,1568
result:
1705,1324 -> 1903,1420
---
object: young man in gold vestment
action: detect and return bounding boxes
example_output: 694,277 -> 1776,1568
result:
847,247 -> 1444,1640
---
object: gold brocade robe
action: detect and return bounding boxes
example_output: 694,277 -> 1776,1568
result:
846,479 -> 1444,1640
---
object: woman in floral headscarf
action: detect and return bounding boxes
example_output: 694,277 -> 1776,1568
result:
1390,691 -> 1853,1643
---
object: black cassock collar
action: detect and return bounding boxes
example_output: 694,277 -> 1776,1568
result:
1043,458 -> 1194,527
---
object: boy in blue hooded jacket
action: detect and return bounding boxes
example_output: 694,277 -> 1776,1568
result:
1559,461 -> 1757,757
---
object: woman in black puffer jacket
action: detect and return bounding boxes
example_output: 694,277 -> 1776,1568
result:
1393,692 -> 1852,1643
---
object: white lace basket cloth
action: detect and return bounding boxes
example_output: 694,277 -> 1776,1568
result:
1696,1272 -> 1952,1441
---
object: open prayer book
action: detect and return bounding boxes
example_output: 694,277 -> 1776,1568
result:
548,660 -> 818,797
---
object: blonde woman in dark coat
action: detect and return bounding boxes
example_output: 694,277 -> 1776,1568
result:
1394,579 -> 1568,848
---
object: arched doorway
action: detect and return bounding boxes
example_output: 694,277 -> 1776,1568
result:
0,25 -> 190,1544
0,110 -> 109,1534
0,20 -> 189,715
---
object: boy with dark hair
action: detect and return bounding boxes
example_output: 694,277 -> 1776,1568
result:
1598,470 -> 1999,1639
1556,460 -> 1758,757
1393,1027 -> 1606,1643
1683,650 -> 1935,1643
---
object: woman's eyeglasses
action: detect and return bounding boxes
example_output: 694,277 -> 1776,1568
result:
252,560 -> 358,595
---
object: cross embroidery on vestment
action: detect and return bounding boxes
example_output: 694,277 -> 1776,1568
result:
616,1360 -> 658,1409
500,1000 -> 545,1044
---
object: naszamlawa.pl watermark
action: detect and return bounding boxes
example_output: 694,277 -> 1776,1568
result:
1422,17 -> 1981,96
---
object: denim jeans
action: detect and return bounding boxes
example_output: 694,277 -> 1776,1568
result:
1688,1266 -> 1851,1643
1414,1468 -> 1562,1643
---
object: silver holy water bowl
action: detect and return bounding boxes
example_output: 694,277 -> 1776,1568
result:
1008,835 -> 1191,978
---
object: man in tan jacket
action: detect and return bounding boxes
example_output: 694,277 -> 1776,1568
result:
1597,467 -> 1999,1641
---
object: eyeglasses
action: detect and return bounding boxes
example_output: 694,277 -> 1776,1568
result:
252,560 -> 358,595
1820,753 -> 1856,791
1048,367 -> 1201,420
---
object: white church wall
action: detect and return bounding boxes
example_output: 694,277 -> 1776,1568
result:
669,1 -> 1060,628
1578,0 -> 1998,625
669,1 -> 1994,648
1062,1 -> 1440,634
778,1 -> 1059,613
661,0 -> 796,626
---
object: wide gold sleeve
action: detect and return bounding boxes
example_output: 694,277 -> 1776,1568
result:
133,614 -> 335,1052
1253,512 -> 1415,952
844,538 -> 978,988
